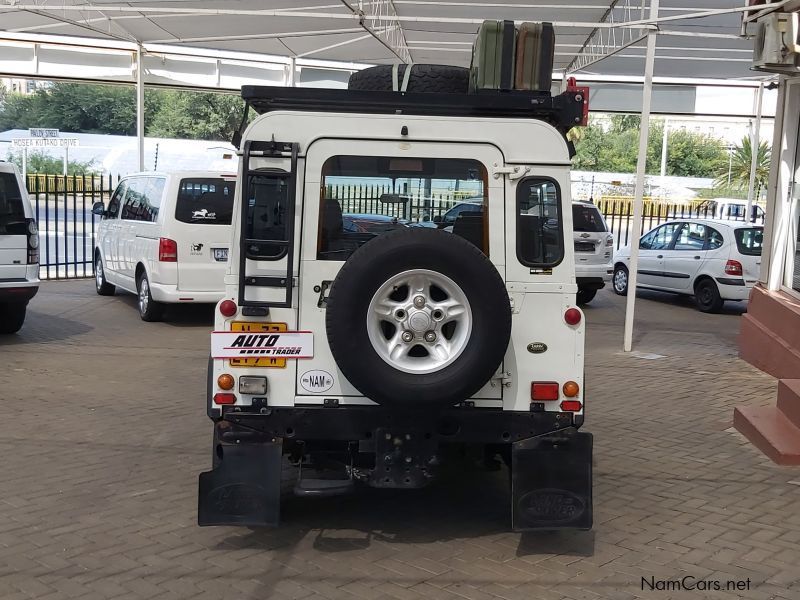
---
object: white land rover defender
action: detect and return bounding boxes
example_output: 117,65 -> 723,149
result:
199,37 -> 593,531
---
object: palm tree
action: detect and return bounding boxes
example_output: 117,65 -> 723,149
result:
715,135 -> 771,200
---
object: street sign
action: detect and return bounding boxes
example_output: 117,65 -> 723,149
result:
29,128 -> 60,138
11,138 -> 79,148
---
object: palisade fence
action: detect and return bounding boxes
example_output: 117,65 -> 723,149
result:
26,174 -> 119,280
26,175 -> 766,280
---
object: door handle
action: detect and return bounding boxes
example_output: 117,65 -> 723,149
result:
694,256 -> 701,260
657,255 -> 663,259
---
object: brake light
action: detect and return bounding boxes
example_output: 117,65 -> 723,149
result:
560,400 -> 583,412
219,299 -> 237,317
27,219 -> 39,264
158,237 -> 177,262
605,235 -> 613,247
531,382 -> 560,401
563,381 -> 580,397
725,259 -> 743,276
565,308 -> 582,326
213,393 -> 236,405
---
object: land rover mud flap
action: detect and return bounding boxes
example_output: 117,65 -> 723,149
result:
198,439 -> 282,527
511,428 -> 593,531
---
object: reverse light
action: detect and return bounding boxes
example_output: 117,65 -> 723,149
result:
531,382 -> 560,401
605,235 -> 614,247
563,381 -> 580,397
219,299 -> 237,317
560,400 -> 583,412
239,376 -> 268,395
725,259 -> 743,276
27,219 -> 39,264
564,307 -> 582,326
213,393 -> 236,405
217,373 -> 235,390
158,237 -> 177,262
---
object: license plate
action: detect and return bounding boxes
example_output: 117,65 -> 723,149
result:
229,322 -> 287,368
213,248 -> 228,262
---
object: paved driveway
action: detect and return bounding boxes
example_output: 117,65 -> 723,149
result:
1,282 -> 797,600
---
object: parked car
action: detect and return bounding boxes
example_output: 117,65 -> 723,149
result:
342,213 -> 407,234
92,171 -> 236,321
612,219 -> 763,312
572,201 -> 613,305
434,197 -> 483,229
697,198 -> 766,223
0,161 -> 39,334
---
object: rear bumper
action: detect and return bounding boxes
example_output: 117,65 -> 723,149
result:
0,280 -> 39,304
575,264 -> 612,284
715,278 -> 753,301
149,281 -> 225,304
576,276 -> 609,290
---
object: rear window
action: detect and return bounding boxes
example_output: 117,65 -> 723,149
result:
734,227 -> 764,256
175,178 -> 235,225
572,204 -> 606,232
0,172 -> 26,235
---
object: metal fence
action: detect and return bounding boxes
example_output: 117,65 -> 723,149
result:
26,174 -> 118,279
26,175 -> 766,279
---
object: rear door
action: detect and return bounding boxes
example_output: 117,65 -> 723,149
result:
572,203 -> 609,268
733,226 -> 764,286
298,139 -> 505,402
172,176 -> 235,292
0,171 -> 28,280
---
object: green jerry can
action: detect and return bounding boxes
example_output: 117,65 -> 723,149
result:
470,20 -> 516,91
515,22 -> 555,92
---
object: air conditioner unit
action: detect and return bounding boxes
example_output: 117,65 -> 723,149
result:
753,12 -> 800,73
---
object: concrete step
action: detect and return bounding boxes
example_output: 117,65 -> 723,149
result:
740,312 -> 800,380
734,404 -> 800,465
777,379 -> 800,429
743,286 -> 800,351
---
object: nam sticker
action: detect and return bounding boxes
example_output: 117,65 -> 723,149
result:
300,370 -> 334,394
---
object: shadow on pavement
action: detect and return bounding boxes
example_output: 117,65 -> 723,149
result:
116,293 -> 216,327
0,308 -> 93,345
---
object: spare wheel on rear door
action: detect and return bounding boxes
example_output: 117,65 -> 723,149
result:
325,228 -> 511,408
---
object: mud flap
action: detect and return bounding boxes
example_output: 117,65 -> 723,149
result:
198,440 -> 282,527
511,428 -> 593,531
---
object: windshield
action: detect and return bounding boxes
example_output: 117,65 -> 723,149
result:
734,227 -> 764,256
572,204 -> 606,232
175,178 -> 235,225
0,172 -> 27,235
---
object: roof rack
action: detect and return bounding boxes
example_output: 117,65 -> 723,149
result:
239,86 -> 585,142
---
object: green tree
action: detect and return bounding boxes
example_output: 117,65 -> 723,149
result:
714,135 -> 771,200
146,90 -> 246,141
6,150 -> 97,175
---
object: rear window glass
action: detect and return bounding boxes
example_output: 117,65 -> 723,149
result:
0,172 -> 26,234
517,178 -> 563,268
572,204 -> 606,232
175,178 -> 235,224
735,227 -> 764,256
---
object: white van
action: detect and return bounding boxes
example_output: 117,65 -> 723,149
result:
698,198 -> 766,223
1,161 -> 39,334
92,171 -> 236,321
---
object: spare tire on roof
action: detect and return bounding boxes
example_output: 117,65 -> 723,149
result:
325,227 -> 511,409
348,64 -> 470,94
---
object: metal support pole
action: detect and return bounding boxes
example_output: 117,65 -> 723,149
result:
746,82 -> 765,223
623,0 -> 659,353
136,45 -> 145,171
64,146 -> 68,177
659,117 -> 669,199
22,148 -> 27,180
288,56 -> 297,87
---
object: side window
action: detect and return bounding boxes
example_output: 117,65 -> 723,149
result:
144,178 -> 165,222
105,181 -> 126,220
648,223 -> 682,250
673,223 -> 707,251
639,228 -> 657,250
706,227 -> 724,250
121,178 -> 144,221
517,178 -> 563,268
121,178 -> 161,223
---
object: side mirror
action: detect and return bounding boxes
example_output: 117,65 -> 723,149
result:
91,202 -> 105,216
432,215 -> 442,223
379,193 -> 410,204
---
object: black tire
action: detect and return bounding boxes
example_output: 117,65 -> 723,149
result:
694,278 -> 724,313
576,288 -> 597,305
136,271 -> 164,322
94,252 -> 116,296
0,303 -> 26,334
326,228 -> 511,408
612,264 -> 629,296
348,64 -> 470,94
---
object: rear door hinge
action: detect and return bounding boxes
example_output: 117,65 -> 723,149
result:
492,164 -> 530,180
490,371 -> 513,388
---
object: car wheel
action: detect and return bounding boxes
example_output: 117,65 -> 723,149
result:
576,288 -> 597,305
348,64 -> 470,94
612,265 -> 629,296
136,271 -> 164,322
95,254 -> 116,296
0,303 -> 26,334
694,278 -> 724,313
326,227 -> 511,408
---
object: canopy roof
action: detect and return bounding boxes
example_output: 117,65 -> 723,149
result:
0,1 -> 765,82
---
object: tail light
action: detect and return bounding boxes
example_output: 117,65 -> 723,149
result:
560,400 -> 583,412
213,393 -> 236,405
605,235 -> 614,247
725,259 -> 743,276
564,307 -> 582,326
27,219 -> 39,264
219,299 -> 237,317
158,237 -> 177,262
531,382 -> 560,401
